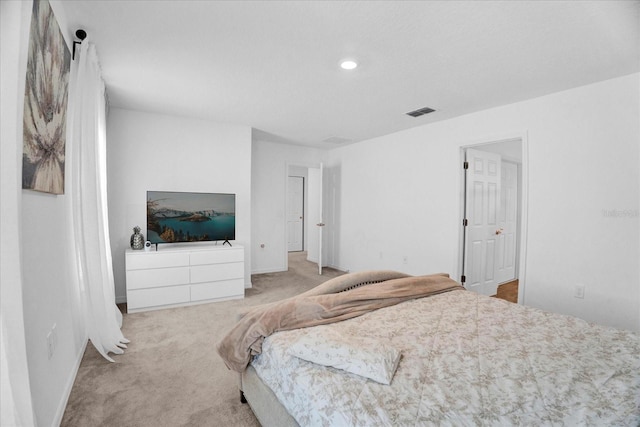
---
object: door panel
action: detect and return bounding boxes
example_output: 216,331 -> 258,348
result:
305,165 -> 324,274
487,182 -> 497,224
287,176 -> 304,252
485,239 -> 496,281
317,163 -> 324,275
470,240 -> 482,285
465,148 -> 501,296
472,182 -> 484,224
307,168 -> 320,264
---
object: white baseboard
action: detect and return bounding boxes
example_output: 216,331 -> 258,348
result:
52,337 -> 88,427
251,267 -> 286,275
328,263 -> 349,273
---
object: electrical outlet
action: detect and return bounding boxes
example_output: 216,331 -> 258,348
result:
574,284 -> 585,299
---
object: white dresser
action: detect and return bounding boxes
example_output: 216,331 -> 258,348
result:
125,244 -> 244,313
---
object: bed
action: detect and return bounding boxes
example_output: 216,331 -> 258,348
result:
217,271 -> 640,426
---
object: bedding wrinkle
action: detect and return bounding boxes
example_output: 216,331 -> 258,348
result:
473,293 -> 485,424
217,272 -> 464,372
413,287 -> 445,425
513,303 -> 553,423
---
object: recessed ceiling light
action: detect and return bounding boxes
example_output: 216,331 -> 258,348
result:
340,60 -> 358,70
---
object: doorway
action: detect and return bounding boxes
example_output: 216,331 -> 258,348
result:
285,163 -> 324,274
460,137 -> 527,303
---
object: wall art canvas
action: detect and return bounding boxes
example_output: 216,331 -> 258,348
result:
22,0 -> 71,195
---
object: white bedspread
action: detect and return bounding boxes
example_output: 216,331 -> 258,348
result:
251,290 -> 640,426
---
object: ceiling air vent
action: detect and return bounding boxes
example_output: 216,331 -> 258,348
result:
322,136 -> 351,144
406,106 -> 435,118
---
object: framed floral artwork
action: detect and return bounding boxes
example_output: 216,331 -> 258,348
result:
22,0 -> 71,195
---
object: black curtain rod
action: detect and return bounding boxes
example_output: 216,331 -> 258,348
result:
72,29 -> 87,60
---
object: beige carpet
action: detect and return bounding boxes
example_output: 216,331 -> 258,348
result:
61,252 -> 343,427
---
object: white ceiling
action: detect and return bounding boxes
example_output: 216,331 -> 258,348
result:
61,1 -> 639,148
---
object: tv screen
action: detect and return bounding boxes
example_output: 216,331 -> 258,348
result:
146,191 -> 235,244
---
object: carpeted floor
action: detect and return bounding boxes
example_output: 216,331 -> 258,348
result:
61,252 -> 343,427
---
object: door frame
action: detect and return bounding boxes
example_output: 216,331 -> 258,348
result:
457,132 -> 529,305
284,161 -> 322,272
287,175 -> 305,252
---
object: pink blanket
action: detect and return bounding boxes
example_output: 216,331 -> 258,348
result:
216,271 -> 463,372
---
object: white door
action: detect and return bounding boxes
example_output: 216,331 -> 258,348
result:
287,176 -> 304,252
307,168 -> 320,265
317,163 -> 324,275
464,149 -> 502,296
496,162 -> 518,283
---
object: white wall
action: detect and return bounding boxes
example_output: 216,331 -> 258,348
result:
107,108 -> 252,300
327,74 -> 639,332
1,1 -> 89,425
251,140 -> 327,273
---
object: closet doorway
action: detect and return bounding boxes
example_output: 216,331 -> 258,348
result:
460,137 -> 527,303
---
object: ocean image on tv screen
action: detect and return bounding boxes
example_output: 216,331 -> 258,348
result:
147,191 -> 235,244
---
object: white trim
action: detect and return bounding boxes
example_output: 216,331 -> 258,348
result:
457,131 -> 529,305
517,132 -> 529,305
327,263 -> 348,273
457,149 -> 467,286
51,338 -> 88,427
251,267 -> 287,275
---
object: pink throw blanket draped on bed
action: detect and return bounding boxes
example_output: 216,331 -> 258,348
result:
216,271 -> 464,372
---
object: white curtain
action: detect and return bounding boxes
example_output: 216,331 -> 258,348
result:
1,1 -> 37,424
69,39 -> 129,362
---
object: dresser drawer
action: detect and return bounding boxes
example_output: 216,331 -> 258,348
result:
128,286 -> 190,310
190,279 -> 244,301
126,251 -> 189,270
190,248 -> 244,265
190,262 -> 244,284
126,266 -> 190,290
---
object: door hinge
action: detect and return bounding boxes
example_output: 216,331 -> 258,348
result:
463,161 -> 469,170
463,218 -> 468,227
461,275 -> 466,283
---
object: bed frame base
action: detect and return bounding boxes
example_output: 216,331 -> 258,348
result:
241,365 -> 299,426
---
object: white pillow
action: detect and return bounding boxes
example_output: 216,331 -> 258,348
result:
287,327 -> 401,385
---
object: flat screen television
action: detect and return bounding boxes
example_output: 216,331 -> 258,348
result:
146,191 -> 235,245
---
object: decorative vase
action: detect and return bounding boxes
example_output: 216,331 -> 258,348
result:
130,226 -> 144,250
